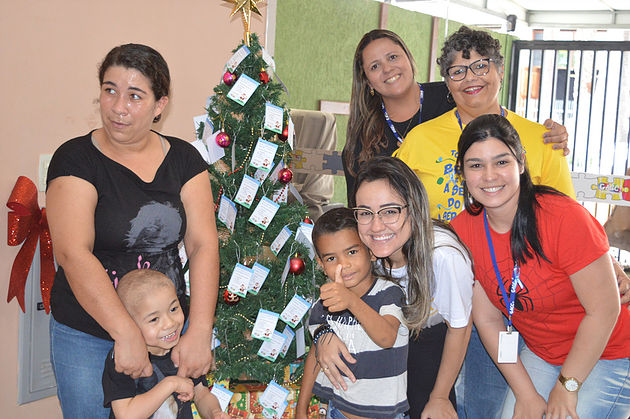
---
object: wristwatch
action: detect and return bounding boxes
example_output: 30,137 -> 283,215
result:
558,373 -> 582,392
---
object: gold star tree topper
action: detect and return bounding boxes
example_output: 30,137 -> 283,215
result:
225,0 -> 263,46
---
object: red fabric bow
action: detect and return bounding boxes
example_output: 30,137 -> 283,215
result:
7,176 -> 55,313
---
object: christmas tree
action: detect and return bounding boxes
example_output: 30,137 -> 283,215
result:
201,33 -> 324,385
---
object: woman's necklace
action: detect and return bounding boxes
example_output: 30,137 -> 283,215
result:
381,83 -> 424,144
455,106 -> 506,131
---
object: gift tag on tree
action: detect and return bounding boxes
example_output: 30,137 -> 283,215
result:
250,138 -> 278,171
272,184 -> 288,204
227,263 -> 253,298
295,222 -> 315,260
234,174 -> 260,209
259,381 -> 290,418
295,326 -> 306,358
249,196 -> 280,230
227,74 -> 260,106
261,47 -> 276,72
217,195 -> 237,232
210,384 -> 233,412
289,182 -> 303,204
192,116 -> 225,164
257,330 -> 287,361
269,159 -> 285,184
264,102 -> 284,134
280,326 -> 295,358
280,294 -> 311,328
270,226 -> 292,256
200,117 -> 214,141
280,256 -> 291,286
252,309 -> 280,342
287,115 -> 295,150
225,45 -> 250,72
254,161 -> 274,183
205,130 -> 226,164
211,327 -> 221,350
248,262 -> 270,295
194,114 -> 206,139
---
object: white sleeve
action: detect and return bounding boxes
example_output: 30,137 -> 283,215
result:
377,281 -> 406,324
432,239 -> 474,328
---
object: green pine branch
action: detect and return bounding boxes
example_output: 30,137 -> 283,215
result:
206,33 -> 324,384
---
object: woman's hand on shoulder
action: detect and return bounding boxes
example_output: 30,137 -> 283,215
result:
542,119 -> 570,156
421,396 -> 457,419
314,332 -> 356,391
512,391 -> 547,419
546,381 -> 579,419
113,325 -> 152,379
172,325 -> 213,379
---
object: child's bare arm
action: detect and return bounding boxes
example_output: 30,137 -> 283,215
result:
111,375 -> 194,419
349,300 -> 400,348
296,347 -> 320,419
193,382 -> 230,419
320,265 -> 400,348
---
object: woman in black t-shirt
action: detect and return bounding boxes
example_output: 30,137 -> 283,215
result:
46,44 -> 219,418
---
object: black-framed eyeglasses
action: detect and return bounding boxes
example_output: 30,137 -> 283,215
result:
446,58 -> 494,81
352,205 -> 408,225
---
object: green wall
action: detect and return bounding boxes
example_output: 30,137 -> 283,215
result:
275,0 -> 517,204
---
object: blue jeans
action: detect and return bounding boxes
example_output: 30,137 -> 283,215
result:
50,317 -> 113,419
456,325 -> 517,419
326,401 -> 409,419
500,345 -> 630,419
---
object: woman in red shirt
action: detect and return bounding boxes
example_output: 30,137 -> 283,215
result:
451,114 -> 630,419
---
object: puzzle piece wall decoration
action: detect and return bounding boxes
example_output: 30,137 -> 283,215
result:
572,172 -> 630,206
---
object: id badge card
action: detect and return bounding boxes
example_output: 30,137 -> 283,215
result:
497,330 -> 519,363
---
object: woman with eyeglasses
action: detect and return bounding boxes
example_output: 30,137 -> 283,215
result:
319,156 -> 474,419
342,29 -> 569,207
395,26 -> 576,223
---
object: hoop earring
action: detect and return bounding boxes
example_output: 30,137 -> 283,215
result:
153,114 -> 162,123
370,87 -> 375,96
446,90 -> 454,104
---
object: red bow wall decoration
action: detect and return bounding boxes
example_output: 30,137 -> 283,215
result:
7,176 -> 55,313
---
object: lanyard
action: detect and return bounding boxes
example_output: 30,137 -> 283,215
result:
483,209 -> 519,331
381,83 -> 423,144
456,106 -> 506,132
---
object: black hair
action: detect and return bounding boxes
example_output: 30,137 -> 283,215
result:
456,114 -> 562,264
98,43 -> 170,122
312,207 -> 358,256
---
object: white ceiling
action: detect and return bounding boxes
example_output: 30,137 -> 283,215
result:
391,0 -> 630,30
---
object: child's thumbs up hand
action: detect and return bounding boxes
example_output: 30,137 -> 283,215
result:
320,264 -> 354,312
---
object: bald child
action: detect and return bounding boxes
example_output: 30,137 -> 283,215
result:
102,269 -> 228,419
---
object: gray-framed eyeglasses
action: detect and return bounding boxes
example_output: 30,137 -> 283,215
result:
446,58 -> 494,81
352,205 -> 409,225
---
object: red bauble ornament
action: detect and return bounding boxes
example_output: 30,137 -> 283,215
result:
216,131 -> 231,148
289,256 -> 305,275
259,69 -> 269,84
303,217 -> 313,225
277,125 -> 289,142
278,168 -> 293,184
223,289 -> 240,305
223,71 -> 237,86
